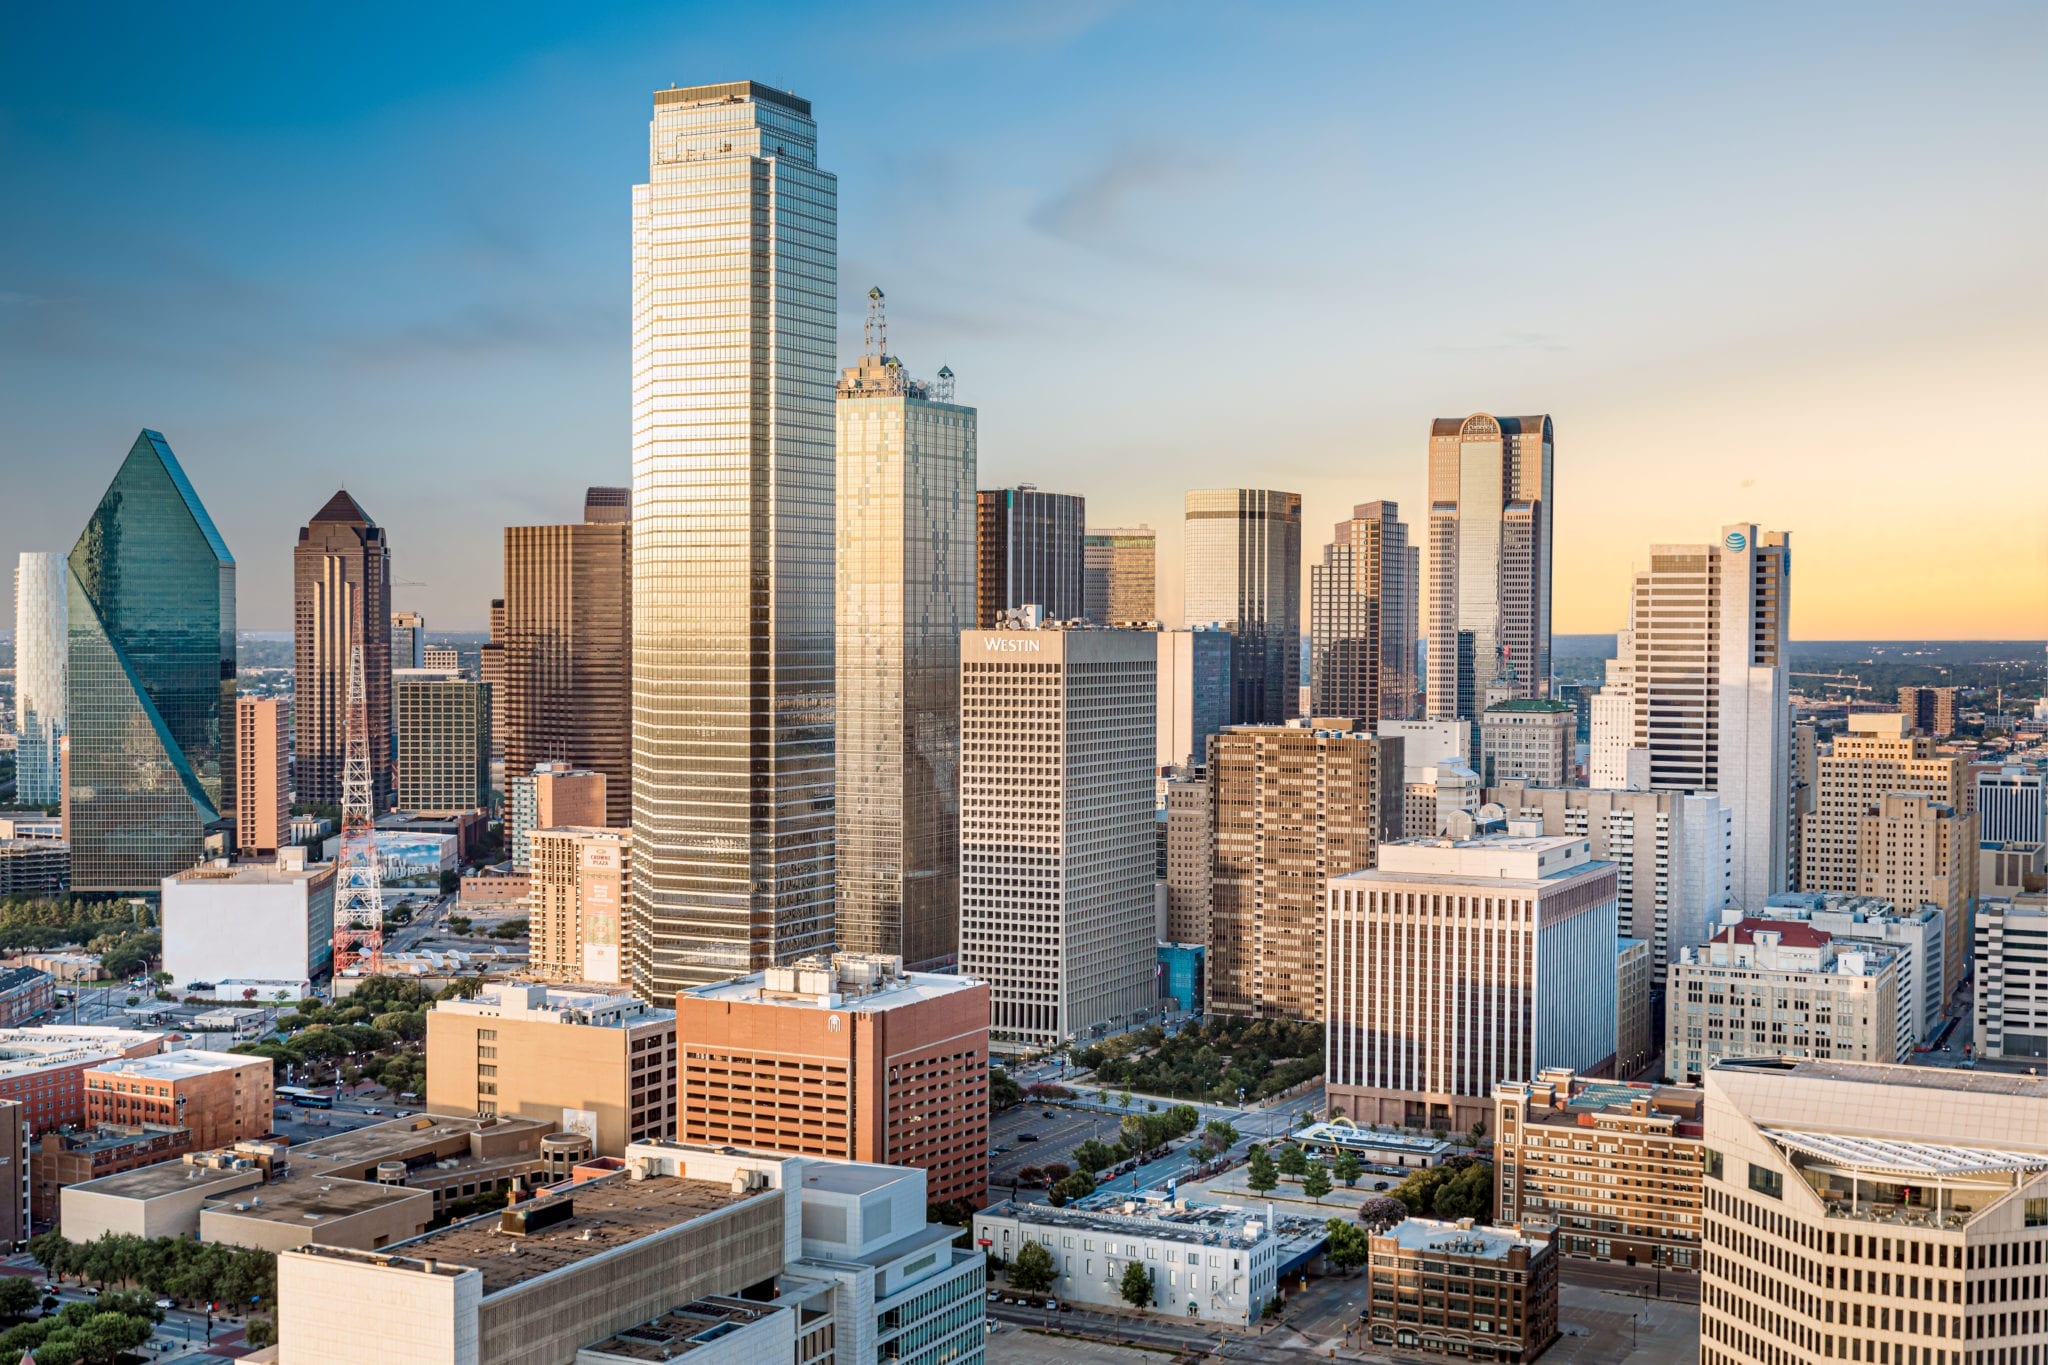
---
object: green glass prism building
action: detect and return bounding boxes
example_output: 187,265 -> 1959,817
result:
66,430 -> 237,891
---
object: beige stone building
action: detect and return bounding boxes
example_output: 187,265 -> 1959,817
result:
526,826 -> 628,984
1665,919 -> 1904,1084
1208,719 -> 1400,1022
1617,938 -> 1654,1079
1701,1058 -> 2048,1365
1479,699 -> 1575,787
425,983 -> 675,1156
1799,712 -> 1975,1000
507,762 -> 608,873
1494,1068 -> 1704,1270
1161,766 -> 1213,947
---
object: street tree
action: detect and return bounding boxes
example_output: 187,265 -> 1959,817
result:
1324,1219 -> 1370,1273
1118,1260 -> 1154,1309
1010,1242 -> 1056,1293
1302,1161 -> 1333,1204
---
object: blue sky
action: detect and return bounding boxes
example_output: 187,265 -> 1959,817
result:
3,1 -> 2044,636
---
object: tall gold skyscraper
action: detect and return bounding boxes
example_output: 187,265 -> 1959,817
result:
502,488 -> 631,828
1309,500 -> 1417,724
834,306 -> 975,968
1425,414 -> 1552,719
1182,489 -> 1301,725
1083,526 -> 1156,624
234,697 -> 290,857
1208,720 -> 1401,1022
629,81 -> 837,995
293,491 -> 390,806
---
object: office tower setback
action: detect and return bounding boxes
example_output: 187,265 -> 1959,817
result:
1183,488 -> 1302,725
1327,828 -> 1619,1130
630,81 -> 837,995
676,955 -> 991,1206
1800,713 -> 1976,1000
393,670 -> 491,812
294,491 -> 391,808
234,698 -> 290,857
1977,764 -> 2045,845
66,431 -> 236,892
1478,699 -> 1576,786
425,983 -> 676,1155
422,646 -> 460,673
959,623 -> 1157,1051
1897,684 -> 1960,738
1425,414 -> 1554,719
976,486 -> 1084,625
835,327 -> 976,967
1494,1069 -> 1705,1270
508,763 -> 609,874
1155,627 -> 1233,787
12,553 -> 67,807
1666,919 -> 1905,1083
1759,891 -> 1947,1044
1700,1057 -> 2048,1365
1487,779 -> 1732,970
389,611 -> 425,670
1208,721 -> 1401,1022
1084,525 -> 1156,623
528,826 -> 629,985
502,489 -> 632,828
1309,501 -> 1417,725
1593,524 -> 1791,911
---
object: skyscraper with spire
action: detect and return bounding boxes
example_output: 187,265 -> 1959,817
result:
629,80 -> 838,996
1425,414 -> 1554,720
66,430 -> 236,891
294,491 -> 391,807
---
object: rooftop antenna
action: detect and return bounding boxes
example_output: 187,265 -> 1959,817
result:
864,286 -> 887,360
935,365 -> 955,403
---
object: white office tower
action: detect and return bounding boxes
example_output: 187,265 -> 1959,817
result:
629,82 -> 837,996
1425,414 -> 1554,720
1379,719 -> 1474,838
959,622 -> 1158,1052
1488,778 -> 1733,970
1702,1057 -> 2048,1365
1154,626 -> 1232,797
1601,525 -> 1790,912
1588,629 -> 1648,790
1979,765 -> 2047,845
12,552 -> 68,807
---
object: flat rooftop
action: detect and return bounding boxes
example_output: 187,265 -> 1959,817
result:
683,969 -> 983,1013
72,1159 -> 260,1201
1722,1057 -> 2048,1100
1381,1218 -> 1543,1260
386,1173 -> 758,1295
0,1029 -> 164,1077
89,1050 -> 260,1082
798,1163 -> 914,1197
982,1199 -> 1266,1250
292,1113 -> 551,1169
165,860 -> 330,887
581,1296 -> 784,1361
204,1174 -> 424,1227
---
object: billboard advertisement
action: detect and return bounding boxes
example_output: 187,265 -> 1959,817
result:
321,831 -> 457,888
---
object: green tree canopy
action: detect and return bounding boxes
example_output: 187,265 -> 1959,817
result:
1118,1259 -> 1154,1308
1302,1161 -> 1333,1203
1010,1241 -> 1056,1293
1324,1219 -> 1370,1273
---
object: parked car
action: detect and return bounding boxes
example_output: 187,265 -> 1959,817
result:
1017,1133 -> 1038,1142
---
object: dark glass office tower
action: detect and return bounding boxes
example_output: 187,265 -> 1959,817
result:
66,430 -> 236,891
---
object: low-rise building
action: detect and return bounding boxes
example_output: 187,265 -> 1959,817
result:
0,966 -> 54,1026
455,872 -> 528,908
425,983 -> 676,1156
973,1199 -> 1281,1325
1665,919 -> 1905,1084
0,840 -> 68,895
1974,893 -> 2048,1060
84,1049 -> 273,1150
161,854 -> 336,990
11,951 -> 99,983
1290,1122 -> 1452,1171
1616,938 -> 1653,1079
677,954 -> 990,1206
0,1027 -> 165,1134
277,1144 -> 984,1365
1365,1218 -> 1559,1361
1493,1069 -> 1704,1271
30,1123 -> 192,1221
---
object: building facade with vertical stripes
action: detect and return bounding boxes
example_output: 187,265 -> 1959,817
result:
1326,829 -> 1618,1132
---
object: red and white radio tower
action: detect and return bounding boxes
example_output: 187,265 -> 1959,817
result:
333,594 -> 383,976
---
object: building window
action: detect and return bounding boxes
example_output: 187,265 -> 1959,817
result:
1703,1148 -> 1724,1181
2027,1198 -> 2048,1228
1747,1164 -> 1782,1200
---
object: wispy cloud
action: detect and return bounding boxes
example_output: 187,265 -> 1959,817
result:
1029,145 -> 1223,252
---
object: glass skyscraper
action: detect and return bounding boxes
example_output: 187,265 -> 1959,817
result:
629,81 -> 837,995
12,552 -> 68,807
1182,488 -> 1301,725
1425,413 -> 1554,719
294,490 -> 391,808
835,343 -> 976,968
66,430 -> 236,891
1309,500 -> 1418,724
976,486 -> 1086,626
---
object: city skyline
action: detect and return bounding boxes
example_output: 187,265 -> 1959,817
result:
3,5 -> 2043,642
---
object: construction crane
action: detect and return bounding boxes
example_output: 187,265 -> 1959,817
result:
333,593 -> 384,975
1791,671 -> 1872,693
